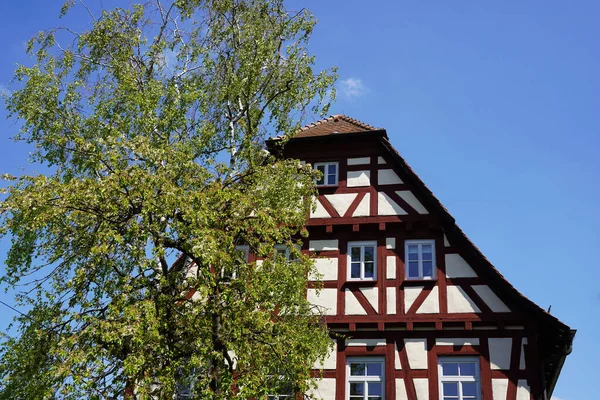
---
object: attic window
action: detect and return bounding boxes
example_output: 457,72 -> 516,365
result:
314,162 -> 338,186
405,240 -> 436,280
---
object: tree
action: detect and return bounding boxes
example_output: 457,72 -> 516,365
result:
0,0 -> 336,398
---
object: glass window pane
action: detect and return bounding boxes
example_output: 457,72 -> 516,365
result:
327,174 -> 336,185
316,165 -> 325,185
408,261 -> 419,278
350,382 -> 364,395
327,164 -> 337,175
408,252 -> 419,261
368,397 -> 382,400
351,247 -> 361,262
423,261 -> 433,277
364,262 -> 374,278
368,382 -> 382,396
422,244 -> 432,256
462,382 -> 477,396
441,362 -> 459,376
351,263 -> 361,278
366,363 -> 382,376
350,363 -> 365,376
442,382 -> 458,396
459,363 -> 477,377
408,244 -> 418,254
364,246 -> 374,262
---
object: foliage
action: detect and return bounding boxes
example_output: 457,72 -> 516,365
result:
0,0 -> 336,398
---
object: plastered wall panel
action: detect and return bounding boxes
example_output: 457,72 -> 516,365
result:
308,378 -> 336,400
310,198 -> 331,218
404,338 -> 428,369
309,240 -> 338,252
396,190 -> 429,214
307,289 -> 337,315
436,338 -> 480,346
360,287 -> 378,313
345,290 -> 367,315
488,338 -> 512,370
386,237 -> 396,249
378,192 -> 408,215
347,157 -> 370,165
324,193 -> 357,217
378,169 -> 403,185
310,258 -> 339,281
516,380 -> 531,400
346,339 -> 387,347
386,255 -> 396,279
395,379 -> 408,400
447,286 -> 481,313
472,285 -> 511,312
520,338 -> 528,370
414,378 -> 429,400
313,341 -> 337,370
394,343 -> 402,369
416,286 -> 439,314
347,170 -> 371,187
445,254 -> 478,278
386,287 -> 396,314
404,286 -> 423,311
492,379 -> 509,400
352,193 -> 370,217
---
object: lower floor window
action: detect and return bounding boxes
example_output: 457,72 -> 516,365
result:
346,357 -> 384,400
438,357 -> 481,400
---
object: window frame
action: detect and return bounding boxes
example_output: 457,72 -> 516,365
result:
404,239 -> 436,280
438,356 -> 481,400
314,161 -> 339,187
347,241 -> 378,281
346,357 -> 385,400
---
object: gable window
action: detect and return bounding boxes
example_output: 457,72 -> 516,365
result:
314,162 -> 338,186
405,240 -> 435,280
348,242 -> 377,280
438,357 -> 480,400
346,357 -> 384,400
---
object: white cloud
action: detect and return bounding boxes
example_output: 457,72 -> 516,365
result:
0,84 -> 10,97
338,77 -> 367,99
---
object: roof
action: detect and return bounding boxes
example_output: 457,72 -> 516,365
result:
293,114 -> 380,138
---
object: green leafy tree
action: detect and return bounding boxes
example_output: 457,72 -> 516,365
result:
0,0 -> 336,398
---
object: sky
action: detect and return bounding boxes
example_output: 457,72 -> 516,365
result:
0,1 -> 598,399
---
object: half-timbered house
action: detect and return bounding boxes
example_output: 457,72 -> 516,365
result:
270,115 -> 575,400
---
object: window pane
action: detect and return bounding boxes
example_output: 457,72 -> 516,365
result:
350,382 -> 364,395
327,164 -> 337,175
364,246 -> 374,262
442,382 -> 458,396
408,244 -> 418,254
364,262 -> 374,278
327,174 -> 336,185
368,382 -> 382,396
351,247 -> 361,262
441,362 -> 459,376
422,244 -> 432,258
408,252 -> 419,261
350,363 -> 365,376
408,261 -> 419,278
423,261 -> 433,277
316,165 -> 325,185
351,263 -> 361,278
366,363 -> 382,376
459,363 -> 477,376
462,382 -> 477,396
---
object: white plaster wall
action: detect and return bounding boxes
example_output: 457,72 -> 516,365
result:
307,289 -> 337,316
386,255 -> 396,279
492,379 -> 509,400
309,240 -> 338,252
447,286 -> 481,313
308,378 -> 336,400
310,258 -> 338,281
445,254 -> 478,278
313,341 -> 337,370
360,287 -> 379,313
520,338 -> 528,370
378,192 -> 408,215
394,343 -> 402,369
378,169 -> 403,185
416,286 -> 439,314
378,156 -> 386,165
347,170 -> 371,187
436,338 -> 480,346
346,339 -> 386,347
443,234 -> 450,247
414,378 -> 429,400
310,198 -> 331,218
325,193 -> 357,217
352,193 -> 370,217
386,287 -> 396,314
472,285 -> 511,312
347,157 -> 370,165
516,380 -> 531,400
345,290 -> 366,315
488,338 -> 512,370
386,237 -> 396,249
404,286 -> 423,311
396,190 -> 429,214
395,379 -> 408,400
404,338 -> 428,369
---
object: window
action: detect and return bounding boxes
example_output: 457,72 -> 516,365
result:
346,358 -> 384,400
348,242 -> 377,280
221,245 -> 249,281
438,357 -> 481,400
314,162 -> 338,186
274,244 -> 291,261
405,240 -> 436,280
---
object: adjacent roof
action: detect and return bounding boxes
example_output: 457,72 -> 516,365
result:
294,114 -> 380,138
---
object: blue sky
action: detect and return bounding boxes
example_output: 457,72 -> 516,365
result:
0,1 -> 598,399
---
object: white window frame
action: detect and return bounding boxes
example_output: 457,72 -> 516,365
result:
404,239 -> 436,280
314,161 -> 339,186
347,241 -> 377,281
438,357 -> 481,400
346,357 -> 385,400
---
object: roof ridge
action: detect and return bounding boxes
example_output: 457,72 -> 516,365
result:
297,114 -> 379,133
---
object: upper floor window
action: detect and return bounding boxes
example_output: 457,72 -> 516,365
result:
314,162 -> 338,186
221,245 -> 249,281
405,240 -> 436,280
274,244 -> 292,261
346,357 -> 384,400
438,357 -> 480,400
348,241 -> 377,280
